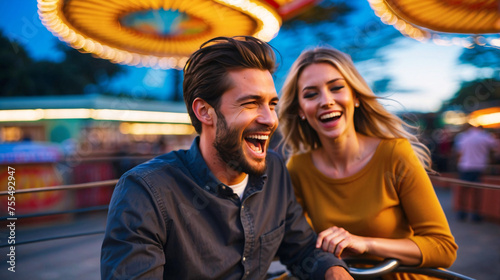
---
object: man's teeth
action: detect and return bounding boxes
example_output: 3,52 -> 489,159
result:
320,112 -> 341,120
246,135 -> 269,140
246,134 -> 268,153
249,145 -> 263,153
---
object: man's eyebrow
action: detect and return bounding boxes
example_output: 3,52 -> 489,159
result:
238,94 -> 278,102
236,95 -> 262,103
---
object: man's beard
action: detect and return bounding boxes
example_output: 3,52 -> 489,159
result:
213,113 -> 270,177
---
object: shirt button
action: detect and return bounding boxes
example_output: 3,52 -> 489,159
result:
205,186 -> 210,190
246,271 -> 249,275
242,257 -> 246,262
241,205 -> 244,209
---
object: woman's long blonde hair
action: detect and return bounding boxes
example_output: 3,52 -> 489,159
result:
278,47 -> 432,171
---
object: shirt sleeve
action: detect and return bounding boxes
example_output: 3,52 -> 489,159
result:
486,134 -> 499,150
277,157 -> 348,279
392,139 -> 458,268
101,172 -> 167,279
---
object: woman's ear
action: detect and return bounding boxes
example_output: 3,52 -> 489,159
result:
192,98 -> 215,126
298,108 -> 306,120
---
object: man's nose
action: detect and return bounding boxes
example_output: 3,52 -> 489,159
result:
257,106 -> 278,128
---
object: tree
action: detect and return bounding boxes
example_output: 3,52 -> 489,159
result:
0,31 -> 36,96
440,43 -> 500,112
0,30 -> 124,96
272,0 -> 401,93
459,44 -> 500,78
281,0 -> 354,28
443,78 -> 500,113
279,0 -> 400,61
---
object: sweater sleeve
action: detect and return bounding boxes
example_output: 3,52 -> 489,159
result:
392,139 -> 458,268
287,154 -> 315,230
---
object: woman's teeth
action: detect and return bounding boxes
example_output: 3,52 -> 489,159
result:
320,112 -> 342,122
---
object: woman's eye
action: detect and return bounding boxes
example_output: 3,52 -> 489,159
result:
330,86 -> 344,92
303,92 -> 317,99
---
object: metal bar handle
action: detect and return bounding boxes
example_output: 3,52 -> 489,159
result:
348,259 -> 476,280
348,258 -> 400,279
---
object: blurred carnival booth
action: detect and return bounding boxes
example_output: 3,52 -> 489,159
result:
0,141 -> 68,222
0,94 -> 197,212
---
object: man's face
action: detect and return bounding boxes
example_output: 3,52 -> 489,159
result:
213,68 -> 279,176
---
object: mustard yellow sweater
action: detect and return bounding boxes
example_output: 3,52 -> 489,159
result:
287,139 -> 457,280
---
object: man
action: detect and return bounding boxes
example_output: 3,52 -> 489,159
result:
101,36 -> 352,279
454,124 -> 499,222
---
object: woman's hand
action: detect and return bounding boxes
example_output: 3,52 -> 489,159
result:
316,226 -> 368,258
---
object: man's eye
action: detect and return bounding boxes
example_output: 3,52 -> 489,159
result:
242,101 -> 258,106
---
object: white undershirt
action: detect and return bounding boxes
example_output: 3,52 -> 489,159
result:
229,174 -> 248,200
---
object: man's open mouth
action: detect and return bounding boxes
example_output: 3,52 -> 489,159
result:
244,134 -> 268,154
319,111 -> 342,123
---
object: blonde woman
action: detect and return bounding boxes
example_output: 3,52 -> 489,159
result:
278,47 -> 457,279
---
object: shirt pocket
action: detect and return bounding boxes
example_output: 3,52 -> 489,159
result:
259,221 -> 285,277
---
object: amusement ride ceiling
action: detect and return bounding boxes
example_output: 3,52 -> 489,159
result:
369,0 -> 500,48
37,0 -> 319,69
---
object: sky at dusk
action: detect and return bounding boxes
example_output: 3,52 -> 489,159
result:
0,0 -> 480,113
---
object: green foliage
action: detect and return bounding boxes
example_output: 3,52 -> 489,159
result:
0,32 -> 34,96
272,0 -> 400,95
459,45 -> 500,70
0,30 -> 124,96
440,43 -> 500,113
282,0 -> 353,28
444,78 -> 500,112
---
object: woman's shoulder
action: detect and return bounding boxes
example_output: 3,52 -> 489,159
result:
379,138 -> 411,151
372,138 -> 413,160
377,138 -> 422,168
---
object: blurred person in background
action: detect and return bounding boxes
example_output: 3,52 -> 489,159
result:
454,124 -> 499,222
101,36 -> 351,280
278,47 -> 457,280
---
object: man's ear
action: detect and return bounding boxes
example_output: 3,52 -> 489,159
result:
192,98 -> 215,126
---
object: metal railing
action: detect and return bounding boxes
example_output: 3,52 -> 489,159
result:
347,259 -> 475,280
0,179 -> 118,196
0,179 -> 117,248
429,175 -> 500,190
2,174 -> 497,279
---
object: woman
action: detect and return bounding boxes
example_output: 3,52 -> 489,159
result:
278,47 -> 457,279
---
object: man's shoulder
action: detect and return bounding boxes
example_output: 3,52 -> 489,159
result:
266,149 -> 286,168
123,149 -> 188,181
264,150 -> 292,187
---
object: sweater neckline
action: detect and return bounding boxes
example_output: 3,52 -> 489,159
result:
305,139 -> 387,183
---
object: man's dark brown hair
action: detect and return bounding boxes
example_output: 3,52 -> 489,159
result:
183,36 -> 277,133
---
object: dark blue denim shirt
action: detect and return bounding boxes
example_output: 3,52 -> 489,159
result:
101,137 -> 347,279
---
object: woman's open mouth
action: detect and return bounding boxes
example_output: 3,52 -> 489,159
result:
319,111 -> 342,123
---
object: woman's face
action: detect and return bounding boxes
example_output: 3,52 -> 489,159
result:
297,62 -> 359,141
